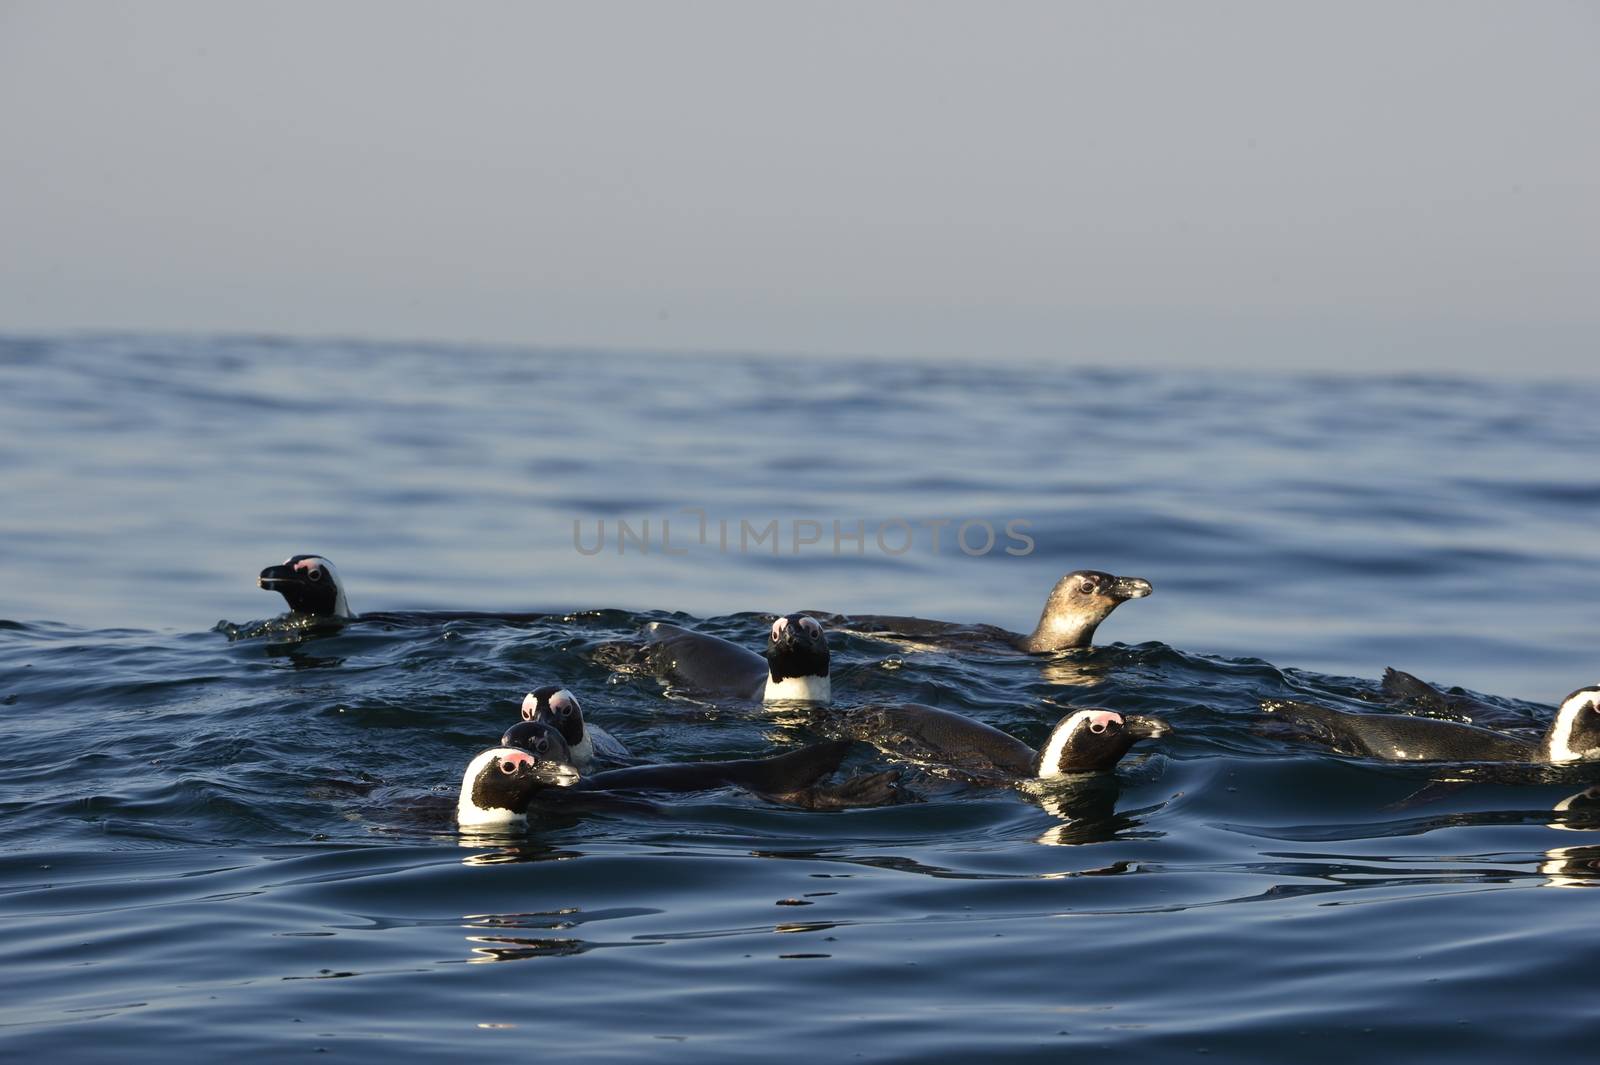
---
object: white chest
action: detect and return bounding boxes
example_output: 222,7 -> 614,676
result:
763,674 -> 831,704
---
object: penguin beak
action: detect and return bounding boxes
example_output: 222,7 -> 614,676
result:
1111,577 -> 1153,601
530,761 -> 581,788
1123,715 -> 1169,740
257,563 -> 298,589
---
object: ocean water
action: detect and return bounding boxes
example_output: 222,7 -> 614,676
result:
2,333 -> 1599,1060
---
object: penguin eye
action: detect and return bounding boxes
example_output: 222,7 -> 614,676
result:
498,760 -> 518,775
1089,721 -> 1106,734
1078,580 -> 1095,595
535,738 -> 548,753
307,568 -> 323,583
522,707 -> 535,722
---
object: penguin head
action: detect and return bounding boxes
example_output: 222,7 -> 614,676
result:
1029,570 -> 1152,651
1546,687 -> 1600,763
457,744 -> 581,827
764,614 -> 831,682
257,555 -> 353,618
499,718 -> 576,764
1034,708 -> 1169,777
521,686 -> 585,746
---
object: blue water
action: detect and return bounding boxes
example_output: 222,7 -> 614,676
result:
3,333 -> 1600,1060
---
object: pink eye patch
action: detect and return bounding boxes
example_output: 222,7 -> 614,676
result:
499,751 -> 534,772
1085,710 -> 1123,734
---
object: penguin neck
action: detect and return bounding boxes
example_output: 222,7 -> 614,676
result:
1032,726 -> 1074,779
1544,730 -> 1570,764
763,673 -> 832,705
457,795 -> 527,828
1020,613 -> 1100,653
567,731 -> 595,769
313,563 -> 354,618
300,588 -> 353,619
1543,693 -> 1595,764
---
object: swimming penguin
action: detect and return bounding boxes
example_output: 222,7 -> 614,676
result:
635,614 -> 831,703
509,686 -> 630,770
251,554 -> 561,629
457,731 -> 896,827
1014,571 -> 1155,652
841,570 -> 1153,653
258,555 -> 354,619
841,703 -> 1169,782
1261,685 -> 1600,763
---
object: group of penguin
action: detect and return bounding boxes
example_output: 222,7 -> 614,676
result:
256,554 -> 1600,831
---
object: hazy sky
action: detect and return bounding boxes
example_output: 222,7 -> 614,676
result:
1,2 -> 1596,373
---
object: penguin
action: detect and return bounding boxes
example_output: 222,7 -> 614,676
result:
457,730 -> 897,827
840,570 -> 1153,653
252,554 -> 555,627
1014,571 -> 1155,652
1261,685 -> 1600,763
510,686 -> 630,770
497,718 -> 574,765
841,702 -> 1169,782
257,555 -> 354,619
635,613 -> 831,703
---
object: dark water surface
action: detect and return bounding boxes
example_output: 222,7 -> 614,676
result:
3,334 -> 1599,1060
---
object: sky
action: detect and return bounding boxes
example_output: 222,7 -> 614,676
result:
1,1 -> 1596,374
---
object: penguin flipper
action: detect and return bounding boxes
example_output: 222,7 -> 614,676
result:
1381,668 -> 1451,710
578,740 -> 854,796
1380,667 -> 1527,730
722,739 -> 855,794
761,769 -> 907,810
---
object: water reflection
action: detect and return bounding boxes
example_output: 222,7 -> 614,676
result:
467,935 -> 592,962
456,838 -> 584,864
750,848 -> 1142,882
1548,784 -> 1600,830
1540,786 -> 1600,888
1037,653 -> 1109,689
460,907 -> 662,963
1027,779 -> 1158,849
